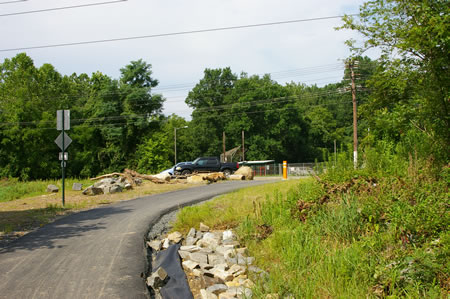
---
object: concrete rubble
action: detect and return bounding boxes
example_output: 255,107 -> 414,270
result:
79,168 -> 252,196
72,182 -> 83,191
146,267 -> 169,289
82,176 -> 138,196
147,222 -> 267,299
46,184 -> 59,193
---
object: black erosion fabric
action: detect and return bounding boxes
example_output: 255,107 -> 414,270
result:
153,243 -> 193,299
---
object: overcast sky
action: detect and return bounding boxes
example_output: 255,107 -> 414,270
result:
0,0 -> 371,119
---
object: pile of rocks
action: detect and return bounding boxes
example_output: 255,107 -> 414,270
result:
82,177 -> 139,195
147,223 -> 266,299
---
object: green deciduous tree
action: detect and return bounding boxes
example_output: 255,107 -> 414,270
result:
340,0 -> 449,162
0,54 -> 166,179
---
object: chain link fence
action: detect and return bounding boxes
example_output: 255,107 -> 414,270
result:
247,162 -> 326,177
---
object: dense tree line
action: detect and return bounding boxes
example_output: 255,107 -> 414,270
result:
0,55 -> 165,179
0,54 -> 366,180
0,0 -> 447,180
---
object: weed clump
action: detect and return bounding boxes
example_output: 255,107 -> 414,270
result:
240,153 -> 449,298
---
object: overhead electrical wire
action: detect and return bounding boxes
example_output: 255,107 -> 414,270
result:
0,0 -> 27,5
0,88 -> 371,129
0,99 -> 361,131
0,63 -> 350,105
0,0 -> 127,17
0,89 -> 350,127
0,14 -> 358,52
0,61 -> 372,128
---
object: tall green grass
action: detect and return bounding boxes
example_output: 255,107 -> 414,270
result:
172,144 -> 449,297
0,178 -> 92,202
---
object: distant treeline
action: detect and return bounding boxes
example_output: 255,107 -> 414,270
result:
1,0 -> 448,183
0,53 -> 370,180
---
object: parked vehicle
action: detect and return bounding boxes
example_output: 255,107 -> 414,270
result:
159,161 -> 192,176
174,157 -> 239,176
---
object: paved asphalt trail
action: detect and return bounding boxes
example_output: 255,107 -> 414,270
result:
0,179 -> 278,299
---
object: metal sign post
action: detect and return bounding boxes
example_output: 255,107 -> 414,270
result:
55,110 -> 71,207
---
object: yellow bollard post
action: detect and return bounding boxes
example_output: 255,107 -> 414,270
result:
283,161 -> 287,180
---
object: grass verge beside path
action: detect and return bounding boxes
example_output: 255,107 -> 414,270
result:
0,179 -> 197,243
172,180 -> 300,234
172,171 -> 448,297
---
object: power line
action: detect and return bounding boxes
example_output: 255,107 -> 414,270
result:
0,14 -> 358,52
155,66 -> 346,93
191,89 -> 350,113
0,87 -> 367,128
0,0 -> 27,5
0,0 -> 127,17
0,63 -> 350,105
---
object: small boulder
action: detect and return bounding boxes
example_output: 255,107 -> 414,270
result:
154,172 -> 171,182
162,238 -> 170,249
72,183 -> 83,191
47,184 -> 59,193
222,230 -> 235,241
100,178 -> 115,185
146,267 -> 169,289
187,175 -> 205,184
182,260 -> 199,271
179,245 -> 202,253
189,252 -> 208,264
186,236 -> 199,246
199,222 -> 210,232
229,264 -> 246,277
208,254 -> 226,265
206,284 -> 228,295
210,268 -> 234,282
82,186 -> 103,196
218,291 -> 236,299
200,289 -> 218,299
167,231 -> 183,243
109,185 -> 122,194
234,166 -> 254,180
187,227 -> 196,238
178,250 -> 190,259
101,186 -> 111,194
147,240 -> 162,251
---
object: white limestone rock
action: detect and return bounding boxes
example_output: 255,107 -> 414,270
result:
200,289 -> 218,299
147,240 -> 162,251
199,222 -> 210,232
167,231 -> 183,243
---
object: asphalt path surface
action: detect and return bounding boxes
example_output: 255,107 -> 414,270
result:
0,179 -> 278,299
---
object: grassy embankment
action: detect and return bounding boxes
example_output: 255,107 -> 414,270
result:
172,156 -> 449,297
0,177 -> 195,236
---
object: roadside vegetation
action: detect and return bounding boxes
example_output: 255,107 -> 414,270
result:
172,147 -> 449,297
0,177 -> 93,203
0,0 -> 448,293
0,180 -> 195,238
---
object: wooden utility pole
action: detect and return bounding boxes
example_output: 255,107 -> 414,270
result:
349,60 -> 359,168
174,127 -> 177,165
334,139 -> 337,167
222,131 -> 226,162
241,130 -> 245,161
